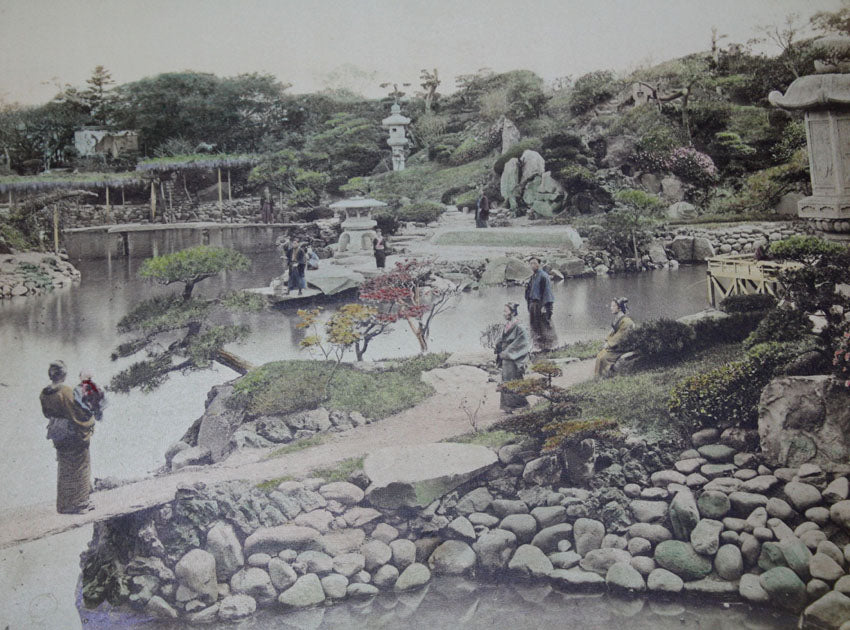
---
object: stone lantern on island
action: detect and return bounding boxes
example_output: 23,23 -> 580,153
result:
769,36 -> 850,242
382,102 -> 411,171
329,197 -> 387,257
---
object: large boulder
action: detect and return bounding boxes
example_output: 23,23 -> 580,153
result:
243,525 -> 320,556
759,376 -> 850,471
480,257 -> 531,286
519,150 -> 546,185
205,522 -> 244,581
666,201 -> 696,221
500,118 -> 521,154
669,490 -> 700,540
523,172 -> 566,218
428,540 -> 476,575
364,443 -> 497,509
654,541 -> 712,581
759,566 -> 808,613
473,529 -> 517,572
667,236 -> 715,263
500,158 -> 521,211
802,591 -> 850,629
175,549 -> 218,602
194,384 -> 243,463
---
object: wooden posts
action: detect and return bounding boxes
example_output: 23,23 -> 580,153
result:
227,169 -> 232,201
217,168 -> 223,221
150,181 -> 157,222
105,186 -> 111,224
52,206 -> 59,254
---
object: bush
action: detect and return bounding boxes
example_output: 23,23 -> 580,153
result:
743,307 -> 813,349
569,70 -> 619,116
619,319 -> 696,365
449,136 -> 493,166
690,312 -> 766,349
719,293 -> 776,314
397,202 -> 445,223
666,147 -> 717,187
372,210 -> 400,236
668,342 -> 795,430
768,235 -> 846,262
833,327 -> 850,388
493,138 -> 542,176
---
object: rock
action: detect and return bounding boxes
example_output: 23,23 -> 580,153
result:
389,539 -> 417,570
781,538 -> 813,580
698,491 -> 731,519
715,544 -> 744,580
318,482 -> 364,505
703,477 -> 742,494
647,241 -> 668,264
759,376 -> 850,471
145,595 -> 178,620
668,236 -> 714,263
205,522 -> 244,581
650,470 -> 687,487
519,150 -> 546,185
669,490 -> 700,540
373,564 -> 399,588
549,568 -> 605,590
683,579 -> 739,596
194,384 -> 244,463
784,482 -> 823,512
343,507 -> 381,528
661,177 -> 686,204
268,559 -> 298,591
446,516 -> 477,542
810,552 -> 845,581
768,518 -> 795,542
675,458 -> 704,475
606,562 -> 646,592
230,568 -> 276,606
294,510 -> 334,534
522,456 -> 561,486
803,591 -> 850,629
175,549 -> 218,602
747,506 -> 769,530
628,523 -> 672,545
729,492 -> 768,516
171,445 -> 212,471
456,488 -> 493,514
807,506 -> 831,526
831,500 -> 850,530
395,562 -> 431,591
244,526 -> 320,556
492,499 -> 529,517
218,594 -> 256,621
247,553 -> 271,568
361,540 -> 392,571
428,540 -> 476,575
759,541 -> 789,571
697,444 -> 736,463
631,500 -> 668,523
186,603 -> 220,624
801,529 -> 828,550
473,529 -> 517,572
370,523 -> 399,545
825,477 -> 850,504
501,158 -> 521,210
364,444 -> 497,509
766,497 -> 796,521
573,518 -> 605,555
601,534 -> 627,550
531,506 -> 567,529
347,582 -> 379,598
818,541 -> 846,568
278,574 -> 325,608
701,463 -> 737,479
628,537 -> 652,556
760,566 -> 808,612
550,551 -> 581,569
580,548 -> 632,576
508,544 -> 554,578
499,514 -> 538,544
321,574 -> 348,599
630,556 -> 657,576
524,171 -> 567,218
691,428 -> 720,447
654,541 -> 712,581
739,573 -> 771,604
530,524 -> 573,554
320,529 -> 366,556
647,568 -> 684,594
297,551 -> 333,575
690,519 -> 723,555
743,475 -> 781,494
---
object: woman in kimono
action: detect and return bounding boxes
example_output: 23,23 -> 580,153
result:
373,229 -> 387,269
594,297 -> 635,378
39,360 -> 96,514
496,302 -> 531,412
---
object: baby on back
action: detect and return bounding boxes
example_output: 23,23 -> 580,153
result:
74,370 -> 106,421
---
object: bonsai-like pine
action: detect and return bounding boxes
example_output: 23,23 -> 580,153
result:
110,245 -> 261,393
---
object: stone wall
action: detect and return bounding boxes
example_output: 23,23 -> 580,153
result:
0,252 -> 80,298
62,198 -> 267,229
658,221 -> 811,257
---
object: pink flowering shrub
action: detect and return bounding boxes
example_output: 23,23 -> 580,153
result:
666,147 -> 717,186
833,328 -> 850,388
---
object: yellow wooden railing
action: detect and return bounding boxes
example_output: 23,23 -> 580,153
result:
706,254 -> 803,307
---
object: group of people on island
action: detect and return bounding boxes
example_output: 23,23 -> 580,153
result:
495,256 -> 634,412
280,236 -> 320,295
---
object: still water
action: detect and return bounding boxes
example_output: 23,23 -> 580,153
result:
0,252 -> 709,511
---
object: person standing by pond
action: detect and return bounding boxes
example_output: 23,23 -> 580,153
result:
525,257 -> 556,351
39,360 -> 97,514
295,242 -> 307,295
594,297 -> 635,378
476,190 -> 490,228
260,186 -> 275,224
373,229 -> 387,268
495,302 -> 531,413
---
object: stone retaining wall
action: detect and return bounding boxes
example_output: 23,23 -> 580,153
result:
0,252 -> 80,298
62,199 -> 266,228
83,428 -> 850,628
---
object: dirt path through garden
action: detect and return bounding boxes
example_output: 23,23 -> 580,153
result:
0,358 -> 595,549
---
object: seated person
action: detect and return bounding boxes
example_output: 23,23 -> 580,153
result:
594,297 -> 635,378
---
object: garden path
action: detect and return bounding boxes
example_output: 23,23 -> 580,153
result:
0,358 -> 595,549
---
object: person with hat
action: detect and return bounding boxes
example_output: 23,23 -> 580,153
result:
594,297 -> 635,378
39,360 -> 97,514
495,302 -> 531,412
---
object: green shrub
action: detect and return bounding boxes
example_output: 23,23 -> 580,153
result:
569,70 -> 619,116
768,235 -> 846,262
449,136 -> 493,166
690,312 -> 766,349
719,293 -> 776,314
668,342 -> 795,430
744,307 -> 813,349
620,319 -> 696,364
372,210 -> 400,236
397,202 -> 445,223
493,138 -> 542,176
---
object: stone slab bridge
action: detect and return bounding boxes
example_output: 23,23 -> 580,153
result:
0,359 -> 596,551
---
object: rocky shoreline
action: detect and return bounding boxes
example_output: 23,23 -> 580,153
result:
81,423 -> 850,629
0,251 -> 80,298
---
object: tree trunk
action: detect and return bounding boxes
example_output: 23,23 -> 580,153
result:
406,317 -> 428,352
215,349 -> 255,375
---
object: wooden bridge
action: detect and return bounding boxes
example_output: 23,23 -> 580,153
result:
706,254 -> 802,307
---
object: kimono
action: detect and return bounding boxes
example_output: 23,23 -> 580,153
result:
39,383 -> 95,513
475,194 -> 490,228
594,313 -> 635,378
373,236 -> 387,268
525,269 -> 556,350
497,319 -> 531,410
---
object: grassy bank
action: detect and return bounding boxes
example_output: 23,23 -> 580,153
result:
230,354 -> 449,419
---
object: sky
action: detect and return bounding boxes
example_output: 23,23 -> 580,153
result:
0,0 -> 845,105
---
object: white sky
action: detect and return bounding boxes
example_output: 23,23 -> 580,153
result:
0,0 -> 844,105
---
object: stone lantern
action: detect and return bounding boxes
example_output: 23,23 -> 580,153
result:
329,197 -> 387,257
769,36 -> 850,241
382,103 -> 411,171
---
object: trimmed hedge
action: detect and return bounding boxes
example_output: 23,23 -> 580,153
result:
719,293 -> 776,314
619,319 -> 695,364
743,307 -> 813,350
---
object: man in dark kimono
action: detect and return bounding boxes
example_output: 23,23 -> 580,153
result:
475,191 -> 490,228
525,257 -> 556,351
40,360 -> 96,514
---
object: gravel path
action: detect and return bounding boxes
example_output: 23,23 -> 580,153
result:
0,358 -> 595,549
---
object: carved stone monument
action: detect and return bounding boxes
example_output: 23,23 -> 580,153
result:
769,36 -> 850,241
381,103 -> 411,171
329,197 -> 387,257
